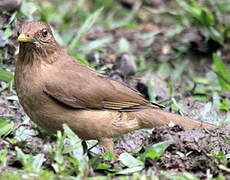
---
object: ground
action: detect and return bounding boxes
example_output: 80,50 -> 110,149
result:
0,0 -> 230,179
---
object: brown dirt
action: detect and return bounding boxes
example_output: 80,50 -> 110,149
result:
146,125 -> 230,179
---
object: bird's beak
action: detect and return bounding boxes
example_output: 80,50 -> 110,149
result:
17,34 -> 33,42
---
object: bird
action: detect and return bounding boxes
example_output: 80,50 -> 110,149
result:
15,21 -> 216,152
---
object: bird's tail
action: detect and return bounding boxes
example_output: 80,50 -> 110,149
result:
134,108 -> 216,129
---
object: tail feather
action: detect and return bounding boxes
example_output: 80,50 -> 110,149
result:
135,108 -> 216,129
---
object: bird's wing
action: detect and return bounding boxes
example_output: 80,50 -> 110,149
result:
44,59 -> 161,111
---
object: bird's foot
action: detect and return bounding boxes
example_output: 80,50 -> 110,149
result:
98,138 -> 114,153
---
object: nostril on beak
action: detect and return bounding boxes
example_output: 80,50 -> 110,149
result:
17,33 -> 33,42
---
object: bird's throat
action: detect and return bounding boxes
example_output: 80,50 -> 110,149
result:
19,43 -> 60,65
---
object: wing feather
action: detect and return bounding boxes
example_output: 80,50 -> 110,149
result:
44,58 -> 162,111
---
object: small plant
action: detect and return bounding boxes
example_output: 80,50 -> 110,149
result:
212,53 -> 230,91
176,0 -> 230,46
16,147 -> 46,173
46,124 -> 89,176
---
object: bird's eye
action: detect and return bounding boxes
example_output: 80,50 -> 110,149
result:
41,28 -> 48,38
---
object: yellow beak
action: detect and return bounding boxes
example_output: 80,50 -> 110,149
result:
17,34 -> 33,42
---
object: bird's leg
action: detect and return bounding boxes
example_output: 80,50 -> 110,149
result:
98,138 -> 114,153
81,140 -> 88,154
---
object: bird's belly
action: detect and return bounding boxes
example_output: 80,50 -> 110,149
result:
64,109 -> 140,140
26,101 -> 140,140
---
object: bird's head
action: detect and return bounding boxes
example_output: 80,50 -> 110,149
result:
17,21 -> 59,58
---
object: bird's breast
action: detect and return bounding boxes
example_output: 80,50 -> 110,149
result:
15,63 -> 46,115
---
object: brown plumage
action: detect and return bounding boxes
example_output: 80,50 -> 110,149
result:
15,21 -> 216,151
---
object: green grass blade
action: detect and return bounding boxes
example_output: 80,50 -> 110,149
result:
0,69 -> 13,83
68,7 -> 104,52
213,54 -> 230,91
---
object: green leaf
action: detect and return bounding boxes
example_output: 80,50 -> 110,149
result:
30,154 -> 46,170
0,119 -> 14,137
63,124 -> 81,142
0,69 -> 13,83
165,25 -> 185,38
68,7 -> 104,52
147,80 -> 156,102
194,94 -> 209,102
6,95 -> 18,101
219,98 -> 229,111
171,98 -> 184,114
200,102 -> 213,120
15,126 -> 38,141
177,0 -> 215,26
171,60 -> 189,82
207,27 -> 224,44
160,171 -> 199,180
0,149 -> 8,166
140,141 -> 171,161
88,177 -> 109,180
119,152 -> 144,168
218,165 -> 230,173
96,163 -> 111,170
213,54 -> 230,90
62,124 -> 88,175
62,124 -> 83,154
140,31 -> 159,47
192,77 -> 209,85
79,36 -> 113,54
2,27 -> 12,40
118,38 -> 130,53
16,147 -> 45,173
103,152 -> 116,160
212,92 -> 221,108
200,8 -> 215,26
106,2 -> 140,29
157,62 -> 172,80
116,166 -> 143,175
73,54 -> 89,66
51,131 -> 66,171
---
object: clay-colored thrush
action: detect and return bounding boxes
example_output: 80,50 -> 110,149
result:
15,21 -> 216,151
